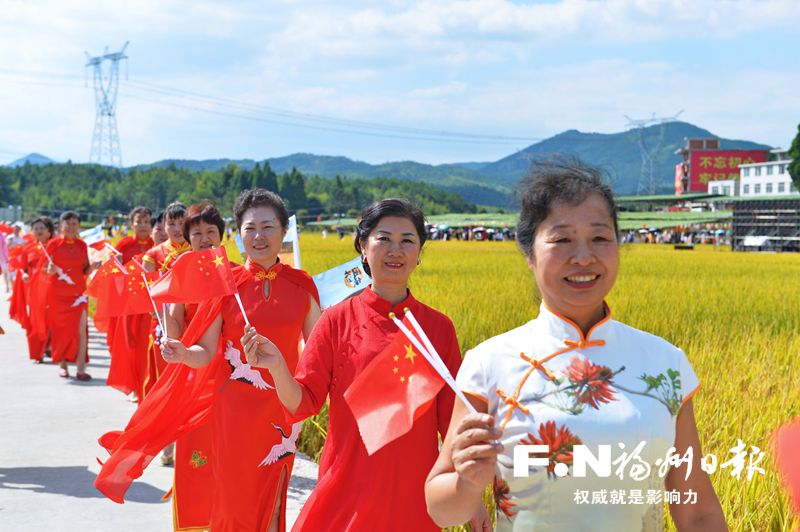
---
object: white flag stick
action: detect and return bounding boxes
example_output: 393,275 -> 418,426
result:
234,292 -> 250,327
403,308 -> 455,382
141,273 -> 164,332
390,313 -> 478,415
163,304 -> 169,339
38,242 -> 54,264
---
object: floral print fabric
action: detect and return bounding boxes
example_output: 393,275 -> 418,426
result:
456,303 -> 699,532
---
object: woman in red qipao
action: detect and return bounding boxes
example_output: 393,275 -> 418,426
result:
241,198 -> 491,531
11,216 -> 55,362
160,189 -> 321,531
45,211 -> 91,380
142,202 -> 190,401
162,202 -> 224,532
105,206 -> 154,398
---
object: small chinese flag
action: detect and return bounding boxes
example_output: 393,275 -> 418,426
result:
150,247 -> 237,305
88,259 -> 155,318
86,258 -> 126,300
344,317 -> 445,455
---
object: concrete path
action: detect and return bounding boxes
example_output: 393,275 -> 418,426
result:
0,296 -> 317,531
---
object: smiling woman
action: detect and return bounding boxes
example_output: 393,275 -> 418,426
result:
425,159 -> 728,531
241,198 -> 490,530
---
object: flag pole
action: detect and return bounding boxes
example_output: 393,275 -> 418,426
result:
403,308 -> 455,381
234,292 -> 250,327
163,304 -> 169,339
389,312 -> 478,415
38,242 -> 54,264
140,273 -> 164,332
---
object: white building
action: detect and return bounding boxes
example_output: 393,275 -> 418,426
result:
732,149 -> 799,198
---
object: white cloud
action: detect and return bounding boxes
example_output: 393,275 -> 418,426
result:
0,0 -> 798,165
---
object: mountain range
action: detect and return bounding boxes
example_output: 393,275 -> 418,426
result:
7,122 -> 771,207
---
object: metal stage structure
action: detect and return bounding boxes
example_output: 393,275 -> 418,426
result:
732,198 -> 800,252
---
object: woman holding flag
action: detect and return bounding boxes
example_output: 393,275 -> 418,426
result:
425,160 -> 725,530
15,217 -> 55,362
151,189 -> 321,531
104,206 -> 153,398
141,201 -> 190,402
161,201 -> 223,531
45,211 -> 91,380
240,198 -> 490,531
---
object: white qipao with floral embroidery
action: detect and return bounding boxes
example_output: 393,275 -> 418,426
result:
456,303 -> 699,532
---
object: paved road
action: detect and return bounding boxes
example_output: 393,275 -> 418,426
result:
0,296 -> 317,531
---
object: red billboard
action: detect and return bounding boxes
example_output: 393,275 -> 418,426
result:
684,150 -> 767,193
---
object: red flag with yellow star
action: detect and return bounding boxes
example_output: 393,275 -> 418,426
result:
87,258 -> 155,319
344,317 -> 445,455
149,247 -> 237,305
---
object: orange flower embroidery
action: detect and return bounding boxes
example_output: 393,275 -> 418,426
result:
565,356 -> 617,410
493,477 -> 517,518
266,271 -> 277,280
255,271 -> 268,281
521,421 -> 582,478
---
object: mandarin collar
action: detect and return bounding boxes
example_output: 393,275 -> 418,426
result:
137,238 -> 153,246
536,301 -> 612,343
245,257 -> 283,280
166,240 -> 191,253
360,284 -> 416,318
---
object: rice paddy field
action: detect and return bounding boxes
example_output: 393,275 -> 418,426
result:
279,235 -> 800,532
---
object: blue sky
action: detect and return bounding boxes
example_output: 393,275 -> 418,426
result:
0,0 -> 798,166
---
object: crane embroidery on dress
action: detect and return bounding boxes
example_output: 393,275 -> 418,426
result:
224,340 -> 274,390
56,267 -> 76,285
258,422 -> 302,467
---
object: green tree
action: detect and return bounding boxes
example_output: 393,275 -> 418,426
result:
788,123 -> 800,190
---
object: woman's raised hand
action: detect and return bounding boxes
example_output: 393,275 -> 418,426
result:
451,414 -> 503,491
160,337 -> 189,364
241,325 -> 283,371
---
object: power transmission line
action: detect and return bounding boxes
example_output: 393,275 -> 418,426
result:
624,110 -> 683,195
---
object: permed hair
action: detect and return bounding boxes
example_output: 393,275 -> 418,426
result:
516,157 -> 618,258
31,216 -> 55,236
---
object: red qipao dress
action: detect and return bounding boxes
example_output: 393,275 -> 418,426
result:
209,259 -> 316,531
104,238 -> 154,396
289,286 -> 462,531
10,240 -> 52,360
142,240 -> 190,397
95,259 -> 319,532
171,301 -> 215,531
45,237 -> 89,363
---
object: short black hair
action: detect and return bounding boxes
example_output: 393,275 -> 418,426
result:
516,157 -> 617,258
233,189 -> 289,230
183,201 -> 225,243
60,210 -> 80,223
31,216 -> 55,236
152,211 -> 165,227
164,201 -> 187,222
129,206 -> 153,225
354,198 -> 427,276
